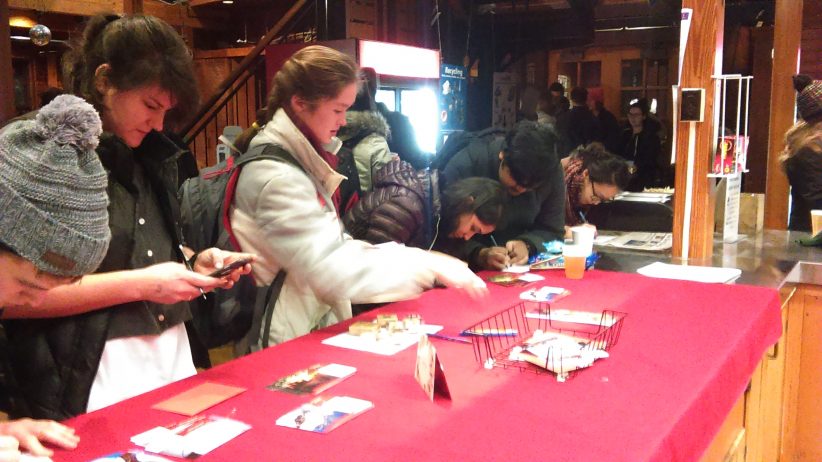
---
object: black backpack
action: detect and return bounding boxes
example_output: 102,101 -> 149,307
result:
429,127 -> 506,172
179,143 -> 295,351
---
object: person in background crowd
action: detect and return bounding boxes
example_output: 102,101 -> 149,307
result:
2,14 -> 253,421
440,121 -> 565,270
782,74 -> 822,231
0,95 -> 109,462
587,88 -> 621,155
38,87 -> 65,108
548,81 -> 570,115
621,100 -> 662,191
562,142 -> 631,237
556,86 -> 600,157
536,87 -> 556,127
344,159 -> 504,251
336,76 -> 394,210
361,67 -> 428,169
231,45 -> 487,348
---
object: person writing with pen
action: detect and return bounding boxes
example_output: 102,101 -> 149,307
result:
561,142 -> 631,238
439,121 -> 566,270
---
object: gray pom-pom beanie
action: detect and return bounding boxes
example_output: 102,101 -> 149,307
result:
0,94 -> 111,276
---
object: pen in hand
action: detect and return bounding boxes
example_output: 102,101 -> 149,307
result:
178,244 -> 207,300
489,234 -> 513,268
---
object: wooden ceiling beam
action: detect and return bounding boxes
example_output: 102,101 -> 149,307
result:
9,0 -> 225,29
9,0 -> 123,17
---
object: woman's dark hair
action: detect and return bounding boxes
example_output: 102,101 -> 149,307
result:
441,177 -> 505,235
62,14 -> 199,128
349,77 -> 376,112
266,45 -> 359,120
502,121 -> 559,189
629,99 -> 649,116
573,142 -> 631,190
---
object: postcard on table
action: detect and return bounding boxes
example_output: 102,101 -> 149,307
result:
519,286 -> 570,303
267,364 -> 357,395
276,396 -> 374,433
485,272 -> 544,287
88,450 -> 175,462
322,324 -> 442,356
152,382 -> 246,416
131,415 -> 251,458
414,334 -> 451,401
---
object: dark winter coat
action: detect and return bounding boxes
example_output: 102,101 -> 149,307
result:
376,102 -> 428,169
343,160 -> 439,249
783,122 -> 822,231
440,136 -> 566,269
2,131 -> 191,420
556,105 -> 601,157
621,125 -> 662,191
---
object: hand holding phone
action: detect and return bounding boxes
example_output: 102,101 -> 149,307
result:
208,257 -> 253,278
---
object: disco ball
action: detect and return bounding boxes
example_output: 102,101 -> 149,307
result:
29,24 -> 51,46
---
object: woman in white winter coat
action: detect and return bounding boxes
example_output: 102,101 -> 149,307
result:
230,45 -> 487,348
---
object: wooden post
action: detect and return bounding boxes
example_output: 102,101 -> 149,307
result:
764,0 -> 803,230
671,0 -> 724,260
124,0 -> 144,14
0,0 -> 15,124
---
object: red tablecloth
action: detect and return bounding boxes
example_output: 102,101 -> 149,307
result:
55,270 -> 781,462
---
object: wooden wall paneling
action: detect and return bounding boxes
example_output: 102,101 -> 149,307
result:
1,0 -> 14,123
9,0 -> 124,17
800,0 -> 822,77
779,285 -> 807,461
764,0 -> 803,230
671,0 -> 723,260
793,289 -> 822,460
745,27 -> 774,194
346,0 -> 377,40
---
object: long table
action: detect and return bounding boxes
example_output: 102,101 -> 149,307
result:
55,269 -> 781,462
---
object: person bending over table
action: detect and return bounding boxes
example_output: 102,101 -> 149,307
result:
440,121 -> 566,270
0,95 -> 110,461
1,14 -> 253,422
562,142 -> 631,238
344,158 -> 504,251
230,45 -> 487,349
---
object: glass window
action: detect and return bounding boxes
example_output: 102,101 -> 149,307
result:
645,59 -> 669,87
375,89 -> 396,112
580,61 -> 602,89
400,87 -> 438,154
621,59 -> 643,88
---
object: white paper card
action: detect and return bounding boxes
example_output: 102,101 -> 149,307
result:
322,324 -> 443,356
637,262 -> 741,284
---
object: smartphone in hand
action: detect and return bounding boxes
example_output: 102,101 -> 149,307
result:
208,258 -> 253,278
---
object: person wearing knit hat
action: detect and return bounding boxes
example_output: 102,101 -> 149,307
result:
781,74 -> 822,231
0,94 -> 109,460
1,14 -> 254,427
0,94 -> 111,280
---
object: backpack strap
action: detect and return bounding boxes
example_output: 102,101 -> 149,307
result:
224,143 -> 301,350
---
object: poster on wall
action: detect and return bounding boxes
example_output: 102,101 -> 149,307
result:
439,64 -> 467,132
492,72 -> 517,131
678,8 -> 693,85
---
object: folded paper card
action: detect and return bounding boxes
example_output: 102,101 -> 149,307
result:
152,382 -> 246,416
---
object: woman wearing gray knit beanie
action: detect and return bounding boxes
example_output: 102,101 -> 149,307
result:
0,94 -> 109,459
1,14 -> 254,424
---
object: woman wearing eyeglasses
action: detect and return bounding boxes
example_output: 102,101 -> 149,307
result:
562,143 -> 631,238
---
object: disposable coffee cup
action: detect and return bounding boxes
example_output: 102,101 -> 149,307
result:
563,244 -> 587,280
570,225 -> 595,255
812,210 -> 822,236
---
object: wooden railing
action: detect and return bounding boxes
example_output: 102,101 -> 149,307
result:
182,0 -> 311,166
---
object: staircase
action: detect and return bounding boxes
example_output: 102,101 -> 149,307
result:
181,0 -> 311,167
